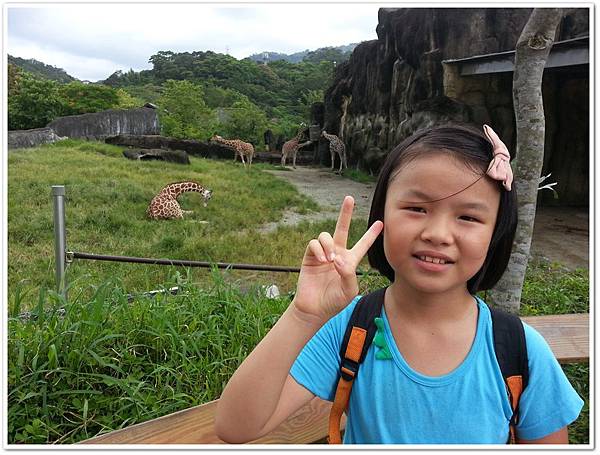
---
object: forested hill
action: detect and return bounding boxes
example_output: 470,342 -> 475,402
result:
8,55 -> 77,83
102,50 -> 337,118
246,43 -> 358,63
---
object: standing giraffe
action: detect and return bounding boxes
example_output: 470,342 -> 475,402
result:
146,181 -> 212,220
321,130 -> 347,173
281,129 -> 311,168
210,135 -> 254,168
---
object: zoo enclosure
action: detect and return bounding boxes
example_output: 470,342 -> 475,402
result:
52,184 -> 370,299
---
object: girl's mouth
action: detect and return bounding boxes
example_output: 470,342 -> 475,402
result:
412,255 -> 454,271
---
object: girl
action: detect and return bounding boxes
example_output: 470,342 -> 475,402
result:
215,124 -> 583,444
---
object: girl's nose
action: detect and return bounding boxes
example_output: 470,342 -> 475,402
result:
420,218 -> 453,245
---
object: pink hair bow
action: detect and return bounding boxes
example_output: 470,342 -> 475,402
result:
483,124 -> 513,191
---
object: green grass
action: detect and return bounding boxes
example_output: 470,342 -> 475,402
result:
8,140 -> 320,299
341,167 -> 377,184
7,141 -> 589,444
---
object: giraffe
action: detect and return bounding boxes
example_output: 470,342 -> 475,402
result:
281,128 -> 311,168
210,135 -> 254,168
321,130 -> 347,173
146,181 -> 212,220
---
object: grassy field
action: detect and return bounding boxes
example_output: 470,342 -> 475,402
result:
7,140 -> 589,444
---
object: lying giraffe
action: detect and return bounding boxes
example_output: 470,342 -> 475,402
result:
147,181 -> 212,220
321,130 -> 347,173
281,129 -> 311,168
210,135 -> 254,168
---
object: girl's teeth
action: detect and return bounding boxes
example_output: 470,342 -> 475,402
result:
419,255 -> 447,264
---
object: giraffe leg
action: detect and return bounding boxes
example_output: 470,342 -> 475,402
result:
292,149 -> 297,168
281,152 -> 286,167
338,153 -> 343,173
330,148 -> 335,171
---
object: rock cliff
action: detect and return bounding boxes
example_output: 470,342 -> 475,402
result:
324,7 -> 589,201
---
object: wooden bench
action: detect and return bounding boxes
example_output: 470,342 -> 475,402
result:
81,313 -> 589,444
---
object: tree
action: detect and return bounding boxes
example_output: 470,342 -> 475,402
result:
220,96 -> 268,146
58,81 -> 120,116
157,80 -> 217,140
8,73 -> 64,130
488,8 -> 564,314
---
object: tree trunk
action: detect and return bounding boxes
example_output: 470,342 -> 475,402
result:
488,8 -> 563,314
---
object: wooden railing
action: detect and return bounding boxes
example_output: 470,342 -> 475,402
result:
81,313 -> 589,444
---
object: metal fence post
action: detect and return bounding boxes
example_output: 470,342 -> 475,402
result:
52,185 -> 67,299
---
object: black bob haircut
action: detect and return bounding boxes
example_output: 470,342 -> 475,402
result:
367,123 -> 518,294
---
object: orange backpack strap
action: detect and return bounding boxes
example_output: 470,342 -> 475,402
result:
328,288 -> 387,444
490,308 -> 529,444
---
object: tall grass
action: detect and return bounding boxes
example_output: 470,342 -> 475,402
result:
8,270 -> 291,443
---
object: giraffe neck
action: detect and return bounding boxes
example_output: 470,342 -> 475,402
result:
323,132 -> 334,140
161,182 -> 204,199
215,136 -> 236,147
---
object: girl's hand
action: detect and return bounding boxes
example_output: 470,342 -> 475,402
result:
292,196 -> 384,324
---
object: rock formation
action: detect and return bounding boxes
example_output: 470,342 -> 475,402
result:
324,7 -> 589,205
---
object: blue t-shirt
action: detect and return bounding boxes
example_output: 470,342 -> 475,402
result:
290,295 -> 583,444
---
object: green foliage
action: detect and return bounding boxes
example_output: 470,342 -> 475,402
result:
157,80 -> 217,140
300,89 -> 324,117
219,96 -> 269,145
58,82 -> 120,116
8,73 -> 65,130
302,46 -> 351,64
7,271 -> 292,443
519,261 -> 589,316
115,89 -> 144,109
8,54 -> 76,83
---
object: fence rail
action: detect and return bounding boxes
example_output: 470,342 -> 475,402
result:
53,185 -> 373,300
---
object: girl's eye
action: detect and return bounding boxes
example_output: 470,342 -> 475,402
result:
459,215 -> 480,223
405,207 -> 426,213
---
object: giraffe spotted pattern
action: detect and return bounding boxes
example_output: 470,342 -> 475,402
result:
147,181 -> 212,220
321,130 -> 347,173
210,135 -> 254,168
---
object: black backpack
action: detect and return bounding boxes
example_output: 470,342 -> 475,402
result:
328,287 -> 529,444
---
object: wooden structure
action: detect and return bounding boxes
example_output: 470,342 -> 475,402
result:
81,313 -> 588,444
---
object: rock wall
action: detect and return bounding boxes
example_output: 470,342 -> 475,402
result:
8,127 -> 65,151
47,107 -> 159,140
324,7 -> 589,205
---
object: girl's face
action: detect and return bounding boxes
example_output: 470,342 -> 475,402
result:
383,153 -> 501,295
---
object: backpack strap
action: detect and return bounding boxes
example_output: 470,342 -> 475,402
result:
328,287 -> 387,444
490,307 -> 529,444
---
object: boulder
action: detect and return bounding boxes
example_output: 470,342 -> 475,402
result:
8,127 -> 66,150
122,148 -> 190,164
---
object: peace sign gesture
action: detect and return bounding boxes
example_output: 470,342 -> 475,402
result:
292,196 -> 384,324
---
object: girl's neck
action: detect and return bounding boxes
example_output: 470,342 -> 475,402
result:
386,280 -> 476,324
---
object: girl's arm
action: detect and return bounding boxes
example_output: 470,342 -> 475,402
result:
215,196 -> 383,443
517,426 -> 569,444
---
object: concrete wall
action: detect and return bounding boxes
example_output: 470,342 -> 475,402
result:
47,107 -> 159,140
8,127 -> 65,150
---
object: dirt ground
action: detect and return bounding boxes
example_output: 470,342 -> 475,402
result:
264,166 -> 589,271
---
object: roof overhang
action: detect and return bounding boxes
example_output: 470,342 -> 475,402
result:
442,36 -> 588,75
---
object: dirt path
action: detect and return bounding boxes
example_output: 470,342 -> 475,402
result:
264,166 -> 589,270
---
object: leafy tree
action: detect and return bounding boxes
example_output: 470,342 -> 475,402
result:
115,88 -> 144,109
58,81 -> 120,116
300,89 -> 324,117
302,47 -> 351,64
157,79 -> 217,140
220,96 -> 268,146
8,73 -> 65,130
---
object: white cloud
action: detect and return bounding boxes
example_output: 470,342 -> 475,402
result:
6,3 -> 383,81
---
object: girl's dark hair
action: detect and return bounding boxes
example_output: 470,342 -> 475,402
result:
367,123 -> 518,294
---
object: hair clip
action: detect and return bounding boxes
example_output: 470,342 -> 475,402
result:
483,124 -> 513,191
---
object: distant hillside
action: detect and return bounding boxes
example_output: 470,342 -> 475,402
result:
8,55 -> 77,83
246,43 -> 359,64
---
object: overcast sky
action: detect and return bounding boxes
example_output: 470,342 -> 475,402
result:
6,3 -> 384,82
